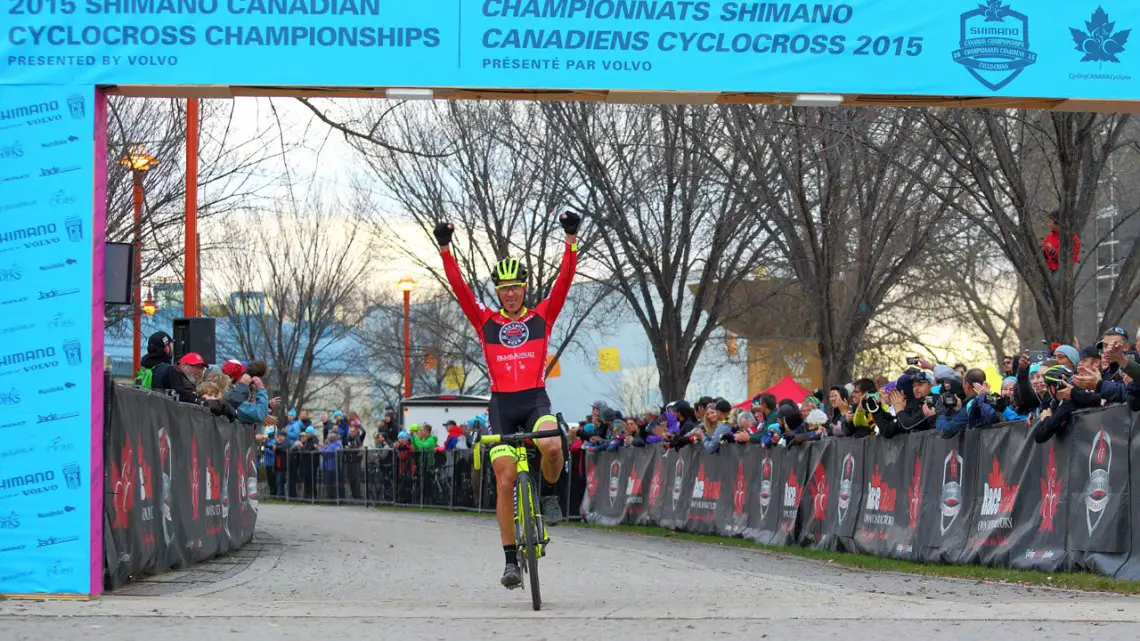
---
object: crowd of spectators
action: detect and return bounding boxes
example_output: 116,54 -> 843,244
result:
567,326 -> 1140,453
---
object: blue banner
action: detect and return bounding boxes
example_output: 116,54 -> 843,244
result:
0,84 -> 94,594
0,1 -> 1136,99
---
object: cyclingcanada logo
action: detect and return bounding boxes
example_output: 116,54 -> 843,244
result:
1070,6 -> 1129,64
952,0 -> 1038,91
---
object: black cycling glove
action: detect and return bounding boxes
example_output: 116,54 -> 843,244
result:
559,211 -> 582,235
433,222 -> 454,247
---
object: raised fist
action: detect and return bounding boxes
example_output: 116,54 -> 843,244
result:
433,222 -> 454,247
559,210 -> 582,235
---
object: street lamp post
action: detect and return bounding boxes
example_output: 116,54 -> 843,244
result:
118,144 -> 159,377
397,275 -> 416,399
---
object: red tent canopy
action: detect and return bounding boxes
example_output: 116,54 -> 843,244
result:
733,376 -> 813,409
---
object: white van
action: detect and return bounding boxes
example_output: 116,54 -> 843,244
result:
397,394 -> 490,449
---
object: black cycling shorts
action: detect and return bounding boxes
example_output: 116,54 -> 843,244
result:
488,388 -> 553,435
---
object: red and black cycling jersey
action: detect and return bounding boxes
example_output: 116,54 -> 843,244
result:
441,243 -> 577,393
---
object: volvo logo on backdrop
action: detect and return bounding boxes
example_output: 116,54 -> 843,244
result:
1085,429 -> 1112,534
1,469 -> 58,496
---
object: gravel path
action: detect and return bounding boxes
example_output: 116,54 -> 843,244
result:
2,503 -> 1139,640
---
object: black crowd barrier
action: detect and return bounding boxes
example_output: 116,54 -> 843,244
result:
103,385 -> 260,589
257,442 -> 589,521
582,404 -> 1140,579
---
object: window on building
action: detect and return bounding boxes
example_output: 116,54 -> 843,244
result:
1096,206 -> 1119,322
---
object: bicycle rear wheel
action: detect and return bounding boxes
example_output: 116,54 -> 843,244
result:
516,471 -> 542,611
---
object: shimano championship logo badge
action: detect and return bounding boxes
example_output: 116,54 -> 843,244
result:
1071,6 -> 1129,64
952,1 -> 1038,91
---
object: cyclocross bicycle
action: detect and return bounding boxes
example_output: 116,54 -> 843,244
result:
472,414 -> 570,611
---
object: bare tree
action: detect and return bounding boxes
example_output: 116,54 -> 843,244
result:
298,99 -> 609,371
545,103 -> 772,401
357,290 -> 491,403
727,106 -> 956,387
207,193 -> 373,413
921,109 -> 1134,342
103,97 -> 287,326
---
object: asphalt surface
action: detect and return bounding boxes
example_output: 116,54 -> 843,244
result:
2,503 -> 1140,639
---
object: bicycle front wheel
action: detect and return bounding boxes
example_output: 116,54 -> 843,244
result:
516,471 -> 542,611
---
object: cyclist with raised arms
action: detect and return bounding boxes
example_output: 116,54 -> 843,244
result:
433,211 -> 581,589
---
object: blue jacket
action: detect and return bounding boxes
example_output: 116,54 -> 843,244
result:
285,420 -> 303,447
1000,406 -> 1029,423
1096,379 -> 1128,405
700,423 -> 734,455
936,396 -> 999,438
321,441 -> 342,471
261,440 -> 274,467
337,418 -> 350,441
234,387 -> 269,425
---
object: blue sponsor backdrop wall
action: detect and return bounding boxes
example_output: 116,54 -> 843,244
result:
0,85 -> 96,595
0,1 -> 1137,99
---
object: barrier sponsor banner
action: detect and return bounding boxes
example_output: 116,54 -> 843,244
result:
581,404 -> 1139,579
1,2 -> 1138,101
0,84 -> 95,596
103,386 -> 257,590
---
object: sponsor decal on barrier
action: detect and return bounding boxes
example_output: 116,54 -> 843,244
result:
1085,429 -> 1112,534
607,459 -> 621,508
689,463 -> 721,517
1039,442 -> 1063,533
941,449 -> 964,535
837,453 -> 855,524
809,461 -> 828,522
758,456 -> 773,522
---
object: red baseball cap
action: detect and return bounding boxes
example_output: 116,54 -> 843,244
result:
180,352 -> 206,367
221,359 -> 245,382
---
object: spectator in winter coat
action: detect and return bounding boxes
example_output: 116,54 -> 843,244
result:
284,410 -> 303,448
695,398 -> 734,455
998,377 -> 1029,422
134,331 -> 173,388
664,400 -> 698,450
879,368 -> 937,439
156,352 -> 207,404
827,387 -> 851,437
1032,365 -> 1104,442
805,409 -> 829,438
321,433 -> 343,500
936,368 -> 999,438
778,404 -> 818,447
1041,213 -> 1080,274
272,431 -> 289,497
198,381 -> 237,421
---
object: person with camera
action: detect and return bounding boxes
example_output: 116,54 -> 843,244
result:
935,368 -> 999,438
1072,327 -> 1136,405
878,366 -> 937,439
1031,365 -> 1104,443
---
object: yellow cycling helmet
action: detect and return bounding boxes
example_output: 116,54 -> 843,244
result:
492,258 -> 528,287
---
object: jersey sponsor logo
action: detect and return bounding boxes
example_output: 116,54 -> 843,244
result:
499,321 -> 530,348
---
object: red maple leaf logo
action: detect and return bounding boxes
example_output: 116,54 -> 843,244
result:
908,455 -> 923,529
733,461 -> 747,516
1096,433 -> 1108,465
949,451 -> 959,478
111,439 -> 134,529
647,461 -> 663,507
987,457 -> 1020,515
1039,443 -> 1063,532
207,458 -> 220,501
810,463 -> 828,521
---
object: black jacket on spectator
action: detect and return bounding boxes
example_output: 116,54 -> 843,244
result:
203,398 -> 236,421
156,366 -> 199,404
877,398 -> 935,439
1032,387 -> 1102,443
1015,362 -> 1052,414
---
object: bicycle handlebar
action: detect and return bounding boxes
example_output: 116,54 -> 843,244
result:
472,413 -> 571,465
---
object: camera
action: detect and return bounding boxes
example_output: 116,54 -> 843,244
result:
861,393 -> 881,414
923,395 -> 936,409
906,357 -> 919,366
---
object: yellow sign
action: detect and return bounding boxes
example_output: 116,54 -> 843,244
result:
444,365 -> 465,390
546,355 -> 562,379
598,348 -> 621,373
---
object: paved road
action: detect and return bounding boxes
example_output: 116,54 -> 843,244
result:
2,503 -> 1140,640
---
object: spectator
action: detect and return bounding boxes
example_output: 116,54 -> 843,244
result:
953,363 -> 968,380
879,368 -> 936,439
778,404 -> 818,447
694,396 -> 714,423
343,422 -> 365,500
751,393 -> 778,428
155,352 -> 207,404
1041,212 -> 1080,274
197,381 -> 237,421
379,412 -> 398,444
347,413 -> 365,442
1074,327 -> 1133,404
285,409 -> 303,448
321,433 -> 343,500
261,427 -> 277,497
998,377 -> 1028,422
1052,344 -> 1079,370
663,400 -> 697,449
827,387 -> 851,437
134,330 -> 173,389
848,378 -> 879,438
373,432 -> 391,449
936,368 -> 999,438
805,409 -> 829,438
1014,353 -> 1052,418
444,422 -> 466,451
226,368 -> 277,426
1032,365 -> 1103,443
412,423 -> 438,451
799,395 -> 820,416
320,413 -> 333,440
693,398 -> 733,454
1002,355 -> 1016,378
272,430 -> 289,498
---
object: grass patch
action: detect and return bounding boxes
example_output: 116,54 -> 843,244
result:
567,522 -> 1140,595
